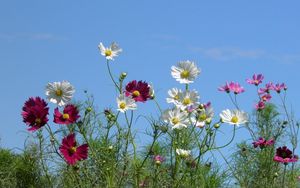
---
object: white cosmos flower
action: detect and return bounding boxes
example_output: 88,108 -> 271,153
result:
46,81 -> 75,106
117,94 -> 137,113
192,105 -> 214,128
220,109 -> 248,126
166,88 -> 182,105
176,149 -> 191,158
176,90 -> 200,110
171,61 -> 201,84
162,108 -> 189,129
98,42 -> 122,60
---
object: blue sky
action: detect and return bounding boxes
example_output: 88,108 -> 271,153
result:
1,1 -> 300,156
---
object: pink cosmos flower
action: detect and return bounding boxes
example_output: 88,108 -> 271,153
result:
272,83 -> 287,93
229,82 -> 245,94
273,146 -> 298,165
246,74 -> 264,86
59,133 -> 88,165
125,80 -> 151,102
218,82 -> 231,93
153,155 -> 165,165
261,94 -> 272,102
21,97 -> 49,132
255,101 -> 265,111
258,82 -> 274,94
252,137 -> 274,149
54,104 -> 80,125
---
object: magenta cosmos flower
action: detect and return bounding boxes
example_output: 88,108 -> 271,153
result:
258,82 -> 274,94
218,82 -> 231,93
274,146 -> 298,165
255,101 -> 265,111
260,93 -> 272,102
272,83 -> 287,93
153,155 -> 165,165
252,137 -> 274,149
246,74 -> 264,86
229,82 -> 245,94
21,97 -> 49,132
125,80 -> 151,102
59,133 -> 88,165
54,104 -> 80,125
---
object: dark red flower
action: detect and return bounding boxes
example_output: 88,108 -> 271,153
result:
125,80 -> 150,102
21,97 -> 49,132
274,146 -> 298,165
54,104 -> 80,125
59,133 -> 88,165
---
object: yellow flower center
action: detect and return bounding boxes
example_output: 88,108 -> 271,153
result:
119,102 -> 126,109
180,70 -> 190,79
182,98 -> 191,105
199,114 -> 207,121
171,117 -> 180,125
105,50 -> 112,56
69,146 -> 77,154
63,113 -> 70,120
35,118 -> 41,124
231,116 -> 239,124
174,94 -> 179,101
155,160 -> 161,165
55,89 -> 63,97
132,90 -> 140,97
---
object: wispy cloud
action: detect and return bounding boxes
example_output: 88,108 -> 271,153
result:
0,32 -> 67,42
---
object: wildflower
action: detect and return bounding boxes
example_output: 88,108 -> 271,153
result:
54,104 -> 80,125
21,97 -> 49,131
116,94 -> 137,113
162,108 -> 189,129
171,61 -> 200,84
260,93 -> 272,102
166,88 -> 182,105
176,90 -> 200,110
218,82 -> 231,93
246,74 -> 264,86
192,103 -> 214,128
255,101 -> 265,111
273,146 -> 298,165
176,148 -> 191,158
125,80 -> 151,102
98,42 -> 122,60
229,82 -> 245,94
272,83 -> 287,93
46,81 -> 75,106
258,82 -> 274,94
59,133 -> 88,165
153,155 -> 165,165
252,137 -> 274,149
220,109 -> 248,126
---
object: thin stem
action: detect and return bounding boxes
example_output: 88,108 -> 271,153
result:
106,60 -> 121,93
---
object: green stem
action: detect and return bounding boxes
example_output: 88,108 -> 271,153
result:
106,60 -> 121,93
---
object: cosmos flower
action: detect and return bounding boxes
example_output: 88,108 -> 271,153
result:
46,81 -> 75,106
21,97 -> 49,132
260,93 -> 272,102
162,108 -> 189,129
59,133 -> 88,165
54,104 -> 80,125
153,155 -> 165,165
166,88 -> 182,105
246,74 -> 264,86
218,82 -> 231,93
176,90 -> 200,110
273,146 -> 298,165
117,94 -> 137,113
220,109 -> 248,126
98,42 -> 122,60
125,80 -> 151,102
228,82 -> 245,94
255,101 -> 265,111
272,83 -> 287,93
176,149 -> 191,158
258,82 -> 274,94
192,103 -> 214,128
171,61 -> 200,84
252,137 -> 274,149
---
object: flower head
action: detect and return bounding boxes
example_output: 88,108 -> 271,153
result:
166,88 -> 182,105
246,74 -> 264,86
229,82 -> 245,94
59,133 -> 89,165
54,104 -> 80,125
117,94 -> 137,113
255,101 -> 265,111
252,137 -> 274,149
176,90 -> 200,110
153,155 -> 165,165
261,93 -> 272,102
162,108 -> 189,129
272,83 -> 287,93
192,103 -> 214,128
218,82 -> 231,93
125,80 -> 151,102
220,109 -> 248,126
171,61 -> 200,84
273,146 -> 298,165
176,148 -> 191,158
21,97 -> 49,131
98,42 -> 122,60
46,81 -> 75,106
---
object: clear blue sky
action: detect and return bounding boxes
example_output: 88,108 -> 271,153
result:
1,1 -> 300,155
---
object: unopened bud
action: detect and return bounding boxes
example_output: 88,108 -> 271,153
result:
214,123 -> 220,129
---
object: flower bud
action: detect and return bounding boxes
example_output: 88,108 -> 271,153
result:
214,123 -> 220,129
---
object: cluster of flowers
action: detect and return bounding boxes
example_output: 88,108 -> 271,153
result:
21,81 -> 88,165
